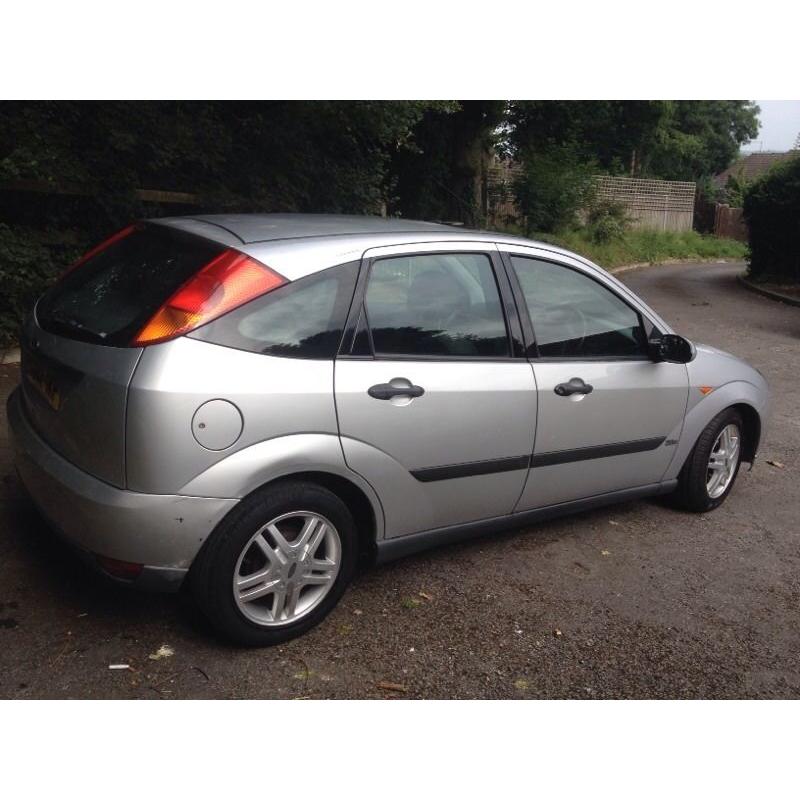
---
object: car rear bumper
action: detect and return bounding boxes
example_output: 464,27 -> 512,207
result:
7,387 -> 238,592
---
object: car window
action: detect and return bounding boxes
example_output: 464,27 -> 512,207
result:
510,256 -> 647,358
364,253 -> 509,357
190,261 -> 359,359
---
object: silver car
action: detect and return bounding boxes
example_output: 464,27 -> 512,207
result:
7,215 -> 769,645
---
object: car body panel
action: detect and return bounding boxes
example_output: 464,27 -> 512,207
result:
517,359 -> 688,508
19,313 -> 142,487
8,388 -> 236,576
126,337 -> 339,494
335,359 -> 537,538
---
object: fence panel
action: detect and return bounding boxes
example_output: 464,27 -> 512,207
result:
593,176 -> 696,232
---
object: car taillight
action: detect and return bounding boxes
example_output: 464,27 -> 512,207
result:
132,249 -> 286,346
63,224 -> 138,277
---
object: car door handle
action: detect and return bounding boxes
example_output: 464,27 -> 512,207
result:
554,377 -> 593,396
368,381 -> 425,400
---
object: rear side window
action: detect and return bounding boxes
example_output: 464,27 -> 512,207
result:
190,261 -> 359,359
364,253 -> 510,357
36,225 -> 225,346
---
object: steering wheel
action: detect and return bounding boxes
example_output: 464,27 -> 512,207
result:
538,304 -> 588,356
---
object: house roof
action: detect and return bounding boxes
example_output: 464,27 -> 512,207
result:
713,152 -> 796,187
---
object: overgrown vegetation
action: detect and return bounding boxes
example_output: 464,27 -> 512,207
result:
529,229 -> 747,271
743,154 -> 800,284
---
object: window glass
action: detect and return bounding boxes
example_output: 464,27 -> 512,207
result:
365,253 -> 509,357
37,225 -> 225,346
191,261 -> 359,359
510,256 -> 647,358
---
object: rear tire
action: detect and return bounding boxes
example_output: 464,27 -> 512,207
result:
672,408 -> 744,513
191,480 -> 357,646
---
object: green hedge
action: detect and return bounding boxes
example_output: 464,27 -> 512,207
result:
743,154 -> 800,283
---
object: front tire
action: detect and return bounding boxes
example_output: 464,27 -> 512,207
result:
672,408 -> 744,513
191,480 -> 357,646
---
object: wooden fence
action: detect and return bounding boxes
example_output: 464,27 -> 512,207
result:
593,176 -> 696,232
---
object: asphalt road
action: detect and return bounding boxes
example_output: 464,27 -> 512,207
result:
1,261 -> 798,699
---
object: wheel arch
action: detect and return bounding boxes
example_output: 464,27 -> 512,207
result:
731,402 -> 761,464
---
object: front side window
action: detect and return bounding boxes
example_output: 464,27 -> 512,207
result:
191,261 -> 359,358
364,252 -> 509,357
510,256 -> 647,358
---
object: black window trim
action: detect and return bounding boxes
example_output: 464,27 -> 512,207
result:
337,248 -> 525,363
500,250 -> 658,363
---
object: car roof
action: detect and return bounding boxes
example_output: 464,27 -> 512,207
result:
157,213 -> 457,244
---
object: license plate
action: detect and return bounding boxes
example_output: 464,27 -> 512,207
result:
24,355 -> 62,411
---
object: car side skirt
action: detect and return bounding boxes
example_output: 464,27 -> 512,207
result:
374,480 -> 677,565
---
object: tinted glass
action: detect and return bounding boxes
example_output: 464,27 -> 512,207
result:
191,261 -> 359,359
36,225 -> 225,346
511,256 -> 647,358
365,253 -> 509,357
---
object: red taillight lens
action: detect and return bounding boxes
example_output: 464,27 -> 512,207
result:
95,555 -> 144,581
132,249 -> 286,346
63,224 -> 138,277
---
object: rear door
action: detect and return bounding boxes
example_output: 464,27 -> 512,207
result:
504,250 -> 689,510
334,242 -> 537,539
22,223 -> 229,487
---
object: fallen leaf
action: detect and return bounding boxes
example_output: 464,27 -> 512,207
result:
418,591 -> 433,601
338,623 -> 353,635
377,681 -> 408,693
353,609 -> 363,616
514,678 -> 529,690
601,550 -> 611,557
553,629 -> 563,637
766,460 -> 785,469
608,520 -> 619,526
148,644 -> 175,661
401,597 -> 421,609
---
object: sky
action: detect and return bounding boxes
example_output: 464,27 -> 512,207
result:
742,100 -> 800,152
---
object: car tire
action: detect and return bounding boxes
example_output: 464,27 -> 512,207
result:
190,480 -> 358,647
672,407 -> 744,513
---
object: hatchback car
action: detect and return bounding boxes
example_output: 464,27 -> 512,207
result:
8,214 -> 769,645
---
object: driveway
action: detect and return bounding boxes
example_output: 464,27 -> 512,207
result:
1,260 -> 798,699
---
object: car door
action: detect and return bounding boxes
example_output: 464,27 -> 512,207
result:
334,242 -> 537,539
504,249 -> 690,510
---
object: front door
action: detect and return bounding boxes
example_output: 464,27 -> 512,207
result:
335,244 -> 537,539
506,253 -> 689,510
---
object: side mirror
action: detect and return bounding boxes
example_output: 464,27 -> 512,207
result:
648,333 -> 695,364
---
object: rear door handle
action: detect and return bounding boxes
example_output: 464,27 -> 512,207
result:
554,377 -> 593,396
368,381 -> 425,400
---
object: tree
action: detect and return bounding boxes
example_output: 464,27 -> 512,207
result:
646,101 -> 760,180
389,101 -> 505,225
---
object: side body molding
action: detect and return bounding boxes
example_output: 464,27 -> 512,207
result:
178,433 -> 386,541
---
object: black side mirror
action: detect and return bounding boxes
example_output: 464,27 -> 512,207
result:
648,333 -> 695,364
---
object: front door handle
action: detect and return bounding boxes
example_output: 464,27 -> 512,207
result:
554,377 -> 593,397
368,381 -> 425,400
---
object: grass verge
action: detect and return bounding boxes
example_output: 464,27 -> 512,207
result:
522,229 -> 747,271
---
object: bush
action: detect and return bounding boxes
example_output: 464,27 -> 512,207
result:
0,224 -> 78,345
513,146 -> 596,234
585,199 -> 630,244
743,154 -> 800,283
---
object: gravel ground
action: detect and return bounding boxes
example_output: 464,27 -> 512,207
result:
0,260 -> 798,699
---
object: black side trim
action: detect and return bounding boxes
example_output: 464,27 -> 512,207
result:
411,454 -> 530,483
531,436 -> 665,468
375,481 -> 678,565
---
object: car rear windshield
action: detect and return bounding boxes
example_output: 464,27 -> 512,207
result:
36,224 -> 225,346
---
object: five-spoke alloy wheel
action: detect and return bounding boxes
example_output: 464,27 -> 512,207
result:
234,512 -> 341,626
191,481 -> 357,646
674,408 -> 744,512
